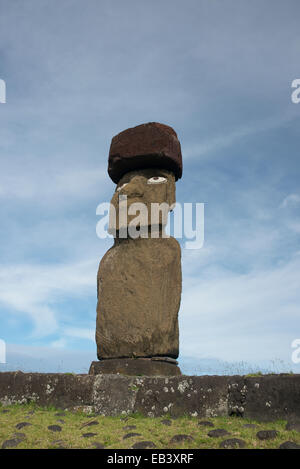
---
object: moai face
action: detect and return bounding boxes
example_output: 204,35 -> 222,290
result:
109,168 -> 176,234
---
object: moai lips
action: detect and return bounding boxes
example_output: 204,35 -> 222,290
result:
94,122 -> 183,373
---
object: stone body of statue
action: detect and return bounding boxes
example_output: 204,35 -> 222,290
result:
91,122 -> 183,376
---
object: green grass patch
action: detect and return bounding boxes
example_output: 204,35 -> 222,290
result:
0,403 -> 299,449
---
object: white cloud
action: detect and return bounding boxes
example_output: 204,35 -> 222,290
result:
180,254 -> 300,363
50,338 -> 67,349
1,343 -> 95,373
64,327 -> 94,341
280,193 -> 300,209
0,166 -> 108,202
287,221 -> 300,234
183,110 -> 298,159
0,259 -> 98,337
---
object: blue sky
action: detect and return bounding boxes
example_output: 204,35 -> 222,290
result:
0,0 -> 300,374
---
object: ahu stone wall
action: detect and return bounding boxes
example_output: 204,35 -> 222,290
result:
0,372 -> 299,422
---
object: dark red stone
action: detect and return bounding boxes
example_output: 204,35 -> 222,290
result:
108,122 -> 182,183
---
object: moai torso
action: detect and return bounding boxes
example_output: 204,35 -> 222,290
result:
96,236 -> 181,359
95,122 -> 183,362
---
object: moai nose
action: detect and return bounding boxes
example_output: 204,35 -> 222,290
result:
122,177 -> 145,197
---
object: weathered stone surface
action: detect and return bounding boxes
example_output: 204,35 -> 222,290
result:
89,358 -> 181,376
48,425 -> 62,432
131,441 -> 156,449
279,441 -> 300,449
123,432 -> 141,439
15,422 -> 32,430
285,421 -> 300,432
227,378 -> 247,416
256,430 -> 278,440
0,373 -> 232,418
96,236 -> 181,360
133,375 -> 231,418
82,432 -> 97,438
169,434 -> 194,443
109,168 -> 176,233
123,425 -> 137,431
219,438 -> 246,448
198,420 -> 214,427
98,124 -> 182,365
242,375 -> 300,421
92,442 -> 105,449
51,439 -> 66,449
243,423 -> 257,428
13,432 -> 26,439
208,429 -> 231,438
81,420 -> 99,428
108,122 -> 183,183
91,374 -> 139,416
0,372 -> 299,421
151,357 -> 178,364
161,419 -> 172,426
2,438 -> 23,449
0,371 -> 95,409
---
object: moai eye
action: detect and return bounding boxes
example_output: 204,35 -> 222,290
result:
116,183 -> 128,192
147,176 -> 167,185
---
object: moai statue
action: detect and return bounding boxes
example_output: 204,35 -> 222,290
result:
89,122 -> 183,376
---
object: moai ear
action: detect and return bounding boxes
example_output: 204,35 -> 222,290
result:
108,192 -> 118,235
166,174 -> 176,210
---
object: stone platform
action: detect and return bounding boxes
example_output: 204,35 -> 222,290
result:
0,372 -> 299,422
89,357 -> 181,376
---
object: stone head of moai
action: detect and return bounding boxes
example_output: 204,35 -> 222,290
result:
94,122 -> 183,375
108,122 -> 182,235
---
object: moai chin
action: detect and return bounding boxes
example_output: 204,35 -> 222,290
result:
90,122 -> 183,376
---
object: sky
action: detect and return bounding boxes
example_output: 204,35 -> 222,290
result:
0,0 -> 299,374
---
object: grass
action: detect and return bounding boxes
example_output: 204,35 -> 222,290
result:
0,403 -> 299,449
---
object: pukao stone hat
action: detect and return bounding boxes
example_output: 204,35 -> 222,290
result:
108,122 -> 182,184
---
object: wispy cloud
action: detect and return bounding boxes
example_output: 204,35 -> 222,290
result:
181,254 -> 300,364
280,193 -> 300,209
183,110 -> 298,159
0,166 -> 108,202
50,338 -> 67,349
0,260 -> 97,337
64,327 -> 94,341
